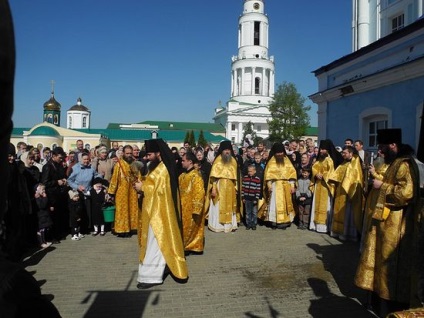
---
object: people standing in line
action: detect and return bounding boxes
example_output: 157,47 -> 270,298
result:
108,145 -> 140,238
204,140 -> 242,233
242,165 -> 261,230
296,167 -> 312,230
40,147 -> 68,243
329,146 -> 364,241
308,139 -> 343,233
179,152 -> 206,255
355,128 -> 422,317
134,139 -> 188,289
260,142 -> 297,230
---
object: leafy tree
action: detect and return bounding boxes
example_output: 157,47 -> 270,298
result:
188,130 -> 196,147
268,82 -> 311,142
197,130 -> 207,148
184,131 -> 190,144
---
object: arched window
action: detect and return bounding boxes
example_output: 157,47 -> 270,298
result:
69,116 -> 72,128
359,107 -> 391,149
82,117 -> 87,128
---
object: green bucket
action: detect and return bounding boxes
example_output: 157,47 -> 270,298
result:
103,206 -> 115,222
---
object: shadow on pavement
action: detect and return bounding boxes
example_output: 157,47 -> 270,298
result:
244,296 -> 280,318
82,290 -> 154,318
308,278 -> 375,318
307,240 -> 365,301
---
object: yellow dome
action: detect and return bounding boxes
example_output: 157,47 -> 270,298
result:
43,93 -> 61,111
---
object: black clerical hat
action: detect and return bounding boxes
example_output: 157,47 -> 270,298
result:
377,129 -> 402,145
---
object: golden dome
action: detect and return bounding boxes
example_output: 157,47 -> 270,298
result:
43,93 -> 61,111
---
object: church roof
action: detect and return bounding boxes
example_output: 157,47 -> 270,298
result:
107,121 -> 225,132
68,97 -> 90,112
43,93 -> 61,111
30,125 -> 61,137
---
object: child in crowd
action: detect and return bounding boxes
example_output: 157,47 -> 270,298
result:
34,184 -> 53,248
295,168 -> 313,230
68,190 -> 84,241
90,177 -> 109,236
242,165 -> 261,230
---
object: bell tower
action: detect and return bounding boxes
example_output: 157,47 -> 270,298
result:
231,0 -> 275,104
214,0 -> 275,143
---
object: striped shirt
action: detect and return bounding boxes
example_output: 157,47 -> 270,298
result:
241,175 -> 261,201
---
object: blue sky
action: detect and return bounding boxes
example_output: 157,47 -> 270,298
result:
10,0 -> 352,129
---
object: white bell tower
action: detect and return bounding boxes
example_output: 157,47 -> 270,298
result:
232,0 -> 275,104
214,0 -> 275,144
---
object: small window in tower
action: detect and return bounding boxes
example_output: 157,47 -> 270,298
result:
391,13 -> 404,33
255,77 -> 261,94
69,116 -> 72,128
83,117 -> 87,128
254,21 -> 260,46
231,124 -> 236,131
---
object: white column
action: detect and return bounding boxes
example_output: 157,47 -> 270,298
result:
241,68 -> 245,95
238,122 -> 243,144
231,70 -> 235,97
251,67 -> 256,95
262,68 -> 266,96
357,0 -> 370,50
418,0 -> 423,19
227,121 -> 232,140
270,70 -> 275,96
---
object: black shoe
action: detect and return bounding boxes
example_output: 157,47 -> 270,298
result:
245,226 -> 251,230
137,282 -> 163,289
252,226 -> 256,230
92,232 -> 99,236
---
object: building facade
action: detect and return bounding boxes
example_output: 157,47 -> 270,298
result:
214,0 -> 275,144
311,0 -> 424,150
352,0 -> 424,50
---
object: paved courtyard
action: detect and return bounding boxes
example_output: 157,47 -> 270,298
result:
24,224 -> 376,318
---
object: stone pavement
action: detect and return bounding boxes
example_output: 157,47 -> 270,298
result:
23,224 -> 377,318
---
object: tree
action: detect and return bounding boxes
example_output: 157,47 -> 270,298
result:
184,131 -> 190,144
267,82 -> 311,142
188,130 -> 196,147
197,130 -> 207,148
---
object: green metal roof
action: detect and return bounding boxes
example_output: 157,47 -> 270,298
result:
106,121 -> 226,132
30,126 -> 61,137
73,128 -> 225,143
305,127 -> 318,136
11,127 -> 30,136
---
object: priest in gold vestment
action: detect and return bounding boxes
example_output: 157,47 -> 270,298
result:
329,146 -> 364,241
262,142 -> 297,229
108,145 -> 140,237
134,139 -> 188,289
309,139 -> 343,233
204,140 -> 241,233
179,152 -> 205,254
355,129 -> 421,317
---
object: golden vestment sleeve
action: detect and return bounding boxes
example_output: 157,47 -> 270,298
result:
140,163 -> 188,280
108,163 -> 120,195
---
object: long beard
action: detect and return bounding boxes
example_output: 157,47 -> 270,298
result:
148,158 -> 160,172
383,149 -> 397,165
275,155 -> 284,164
221,153 -> 232,164
123,156 -> 134,164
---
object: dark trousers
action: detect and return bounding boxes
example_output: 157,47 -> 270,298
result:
298,203 -> 311,226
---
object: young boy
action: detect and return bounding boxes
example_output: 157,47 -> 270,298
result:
295,168 -> 312,230
242,165 -> 261,230
34,184 -> 53,248
68,190 -> 84,241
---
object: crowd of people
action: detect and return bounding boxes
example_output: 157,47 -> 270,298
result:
2,131 -> 424,317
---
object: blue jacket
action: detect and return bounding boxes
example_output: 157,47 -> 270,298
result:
67,163 -> 101,193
